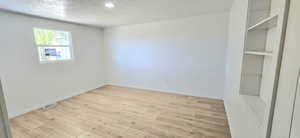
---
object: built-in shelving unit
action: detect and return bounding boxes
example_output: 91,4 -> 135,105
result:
244,51 -> 273,56
248,15 -> 278,32
240,0 -> 277,97
238,0 -> 285,137
226,0 -> 288,137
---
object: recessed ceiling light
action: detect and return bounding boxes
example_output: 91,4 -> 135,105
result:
105,2 -> 115,8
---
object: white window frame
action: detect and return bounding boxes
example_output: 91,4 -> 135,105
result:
33,27 -> 74,64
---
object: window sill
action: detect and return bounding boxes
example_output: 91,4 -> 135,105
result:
39,59 -> 73,64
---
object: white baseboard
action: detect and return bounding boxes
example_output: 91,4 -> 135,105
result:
106,83 -> 223,100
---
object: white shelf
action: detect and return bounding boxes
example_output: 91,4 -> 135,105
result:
225,96 -> 265,138
248,15 -> 278,31
244,51 -> 273,56
242,95 -> 266,125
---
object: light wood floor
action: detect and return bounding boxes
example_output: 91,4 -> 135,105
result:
10,85 -> 231,138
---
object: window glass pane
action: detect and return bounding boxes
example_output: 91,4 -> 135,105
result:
34,28 -> 70,46
38,47 -> 71,62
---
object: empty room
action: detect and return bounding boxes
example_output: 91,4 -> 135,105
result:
0,0 -> 299,138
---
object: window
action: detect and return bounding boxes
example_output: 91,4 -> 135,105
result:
33,28 -> 73,63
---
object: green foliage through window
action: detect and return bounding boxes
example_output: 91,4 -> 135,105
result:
34,28 -> 70,46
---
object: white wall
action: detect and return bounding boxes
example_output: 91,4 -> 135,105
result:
104,13 -> 229,99
0,11 -> 105,118
271,0 -> 300,137
224,1 -> 247,100
0,11 -> 229,118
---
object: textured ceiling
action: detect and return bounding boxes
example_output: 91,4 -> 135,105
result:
0,0 -> 233,27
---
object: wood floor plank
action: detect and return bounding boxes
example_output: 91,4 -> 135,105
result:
10,85 -> 231,138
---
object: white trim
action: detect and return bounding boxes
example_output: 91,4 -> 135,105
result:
0,80 -> 12,138
105,83 -> 223,100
